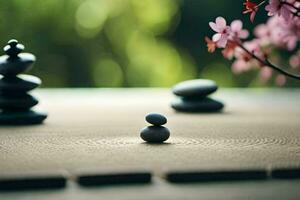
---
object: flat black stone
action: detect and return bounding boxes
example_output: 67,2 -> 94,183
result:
171,97 -> 224,113
4,39 -> 25,58
0,93 -> 38,110
0,75 -> 41,93
172,79 -> 218,97
0,174 -> 66,191
140,126 -> 170,143
77,172 -> 152,186
166,169 -> 268,183
0,110 -> 47,125
145,113 -> 167,126
0,53 -> 35,76
271,168 -> 300,179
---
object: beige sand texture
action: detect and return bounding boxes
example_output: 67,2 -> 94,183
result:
0,89 -> 299,174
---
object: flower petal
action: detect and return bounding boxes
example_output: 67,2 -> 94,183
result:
216,17 -> 226,29
212,33 -> 222,42
209,22 -> 219,32
231,20 -> 242,32
216,34 -> 228,48
239,30 -> 249,39
276,75 -> 286,86
250,11 -> 256,22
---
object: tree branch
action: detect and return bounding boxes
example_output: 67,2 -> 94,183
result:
282,1 -> 300,17
237,44 -> 300,80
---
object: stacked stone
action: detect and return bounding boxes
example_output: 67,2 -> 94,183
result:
140,113 -> 170,143
0,39 -> 47,125
171,79 -> 224,113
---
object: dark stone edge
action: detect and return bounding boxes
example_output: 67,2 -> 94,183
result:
0,177 -> 66,191
0,112 -> 47,125
173,87 -> 218,98
171,104 -> 224,113
77,172 -> 152,187
271,168 -> 300,179
166,170 -> 268,183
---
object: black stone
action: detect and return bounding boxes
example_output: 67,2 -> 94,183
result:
0,39 -> 47,125
0,94 -> 38,110
172,79 -> 218,98
166,169 -> 268,183
77,172 -> 152,186
3,39 -> 25,59
171,97 -> 224,113
145,113 -> 167,126
0,174 -> 66,191
140,126 -> 170,143
271,168 -> 300,179
0,110 -> 47,125
0,75 -> 41,93
0,53 -> 35,76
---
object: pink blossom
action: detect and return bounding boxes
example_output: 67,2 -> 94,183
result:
230,39 -> 265,75
209,17 -> 231,48
259,67 -> 273,82
265,0 -> 292,21
222,41 -> 237,59
230,20 -> 249,40
289,54 -> 300,68
205,1 -> 300,86
254,24 -> 271,45
275,74 -> 286,86
287,0 -> 296,3
255,16 -> 299,51
231,59 -> 252,74
271,16 -> 299,50
243,39 -> 265,60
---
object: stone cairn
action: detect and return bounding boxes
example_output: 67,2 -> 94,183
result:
171,79 -> 224,113
0,39 -> 47,125
140,113 -> 170,143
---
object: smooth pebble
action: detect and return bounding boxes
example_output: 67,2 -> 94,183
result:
0,75 -> 41,93
0,53 -> 35,76
145,113 -> 167,126
172,79 -> 218,97
140,126 -> 170,143
171,97 -> 224,112
0,110 -> 47,125
0,94 -> 38,110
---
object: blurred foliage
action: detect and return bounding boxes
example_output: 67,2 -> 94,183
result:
0,0 -> 299,87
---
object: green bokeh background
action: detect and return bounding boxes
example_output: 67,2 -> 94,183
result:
0,0 -> 299,87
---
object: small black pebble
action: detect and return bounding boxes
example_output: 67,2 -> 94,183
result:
140,126 -> 170,143
145,113 -> 167,126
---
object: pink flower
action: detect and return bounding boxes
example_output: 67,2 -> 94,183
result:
287,0 -> 296,3
230,20 -> 249,40
209,17 -> 231,48
259,67 -> 273,82
243,39 -> 265,60
254,24 -> 271,45
265,0 -> 292,21
222,41 -> 237,59
275,74 -> 286,86
289,54 -> 300,68
231,59 -> 251,74
255,16 -> 299,51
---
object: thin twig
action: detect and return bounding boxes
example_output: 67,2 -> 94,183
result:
282,1 -> 300,18
237,44 -> 300,80
282,1 -> 300,13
